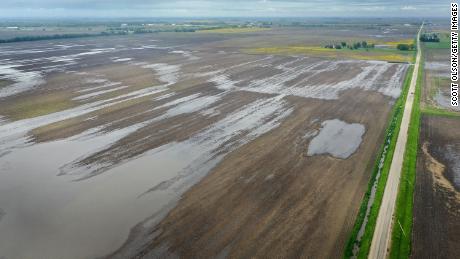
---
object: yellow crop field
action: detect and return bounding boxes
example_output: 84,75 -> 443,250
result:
246,45 -> 411,63
384,39 -> 415,46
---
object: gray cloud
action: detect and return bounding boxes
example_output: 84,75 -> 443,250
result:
0,0 -> 450,17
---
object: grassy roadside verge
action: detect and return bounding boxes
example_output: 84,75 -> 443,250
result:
421,106 -> 460,117
343,60 -> 415,258
389,50 -> 424,259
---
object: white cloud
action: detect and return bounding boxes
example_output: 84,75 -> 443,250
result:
362,6 -> 386,11
0,0 -> 447,18
401,5 -> 417,10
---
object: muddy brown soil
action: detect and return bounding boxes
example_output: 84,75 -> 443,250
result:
0,28 -> 410,259
412,115 -> 460,259
110,88 -> 395,259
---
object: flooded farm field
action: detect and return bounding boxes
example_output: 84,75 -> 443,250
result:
423,53 -> 459,111
0,30 -> 409,258
412,115 -> 460,259
421,25 -> 458,112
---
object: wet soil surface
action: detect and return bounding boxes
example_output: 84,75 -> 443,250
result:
412,115 -> 460,259
0,31 -> 408,259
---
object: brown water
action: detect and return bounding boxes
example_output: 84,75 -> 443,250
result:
0,128 -> 190,259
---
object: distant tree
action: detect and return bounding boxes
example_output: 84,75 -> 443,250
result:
397,44 -> 408,50
397,43 -> 415,51
420,33 -> 440,42
341,41 -> 347,47
335,45 -> 342,49
361,41 -> 368,48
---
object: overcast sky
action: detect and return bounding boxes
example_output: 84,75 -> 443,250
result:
0,0 -> 449,18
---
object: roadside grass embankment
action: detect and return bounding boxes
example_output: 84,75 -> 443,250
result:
420,106 -> 460,117
389,47 -> 424,259
343,57 -> 415,258
246,46 -> 413,62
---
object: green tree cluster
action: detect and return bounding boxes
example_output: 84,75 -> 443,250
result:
396,43 -> 415,51
420,33 -> 440,42
324,40 -> 374,50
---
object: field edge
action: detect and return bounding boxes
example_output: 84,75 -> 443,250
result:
343,57 -> 416,258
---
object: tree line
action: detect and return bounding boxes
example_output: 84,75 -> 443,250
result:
0,31 -> 127,44
396,43 -> 415,51
0,27 -> 199,44
419,33 -> 440,42
324,41 -> 375,50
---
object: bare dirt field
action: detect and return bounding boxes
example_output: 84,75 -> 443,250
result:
0,26 -> 411,259
412,115 -> 460,259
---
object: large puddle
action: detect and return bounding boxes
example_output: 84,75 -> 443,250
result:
435,89 -> 460,111
0,128 -> 178,259
307,119 -> 365,159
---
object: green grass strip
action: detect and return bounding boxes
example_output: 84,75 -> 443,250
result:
421,106 -> 460,118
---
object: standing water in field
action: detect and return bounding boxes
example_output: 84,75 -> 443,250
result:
307,119 -> 365,159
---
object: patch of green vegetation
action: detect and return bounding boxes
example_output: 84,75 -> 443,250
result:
0,79 -> 12,89
4,94 -> 74,120
424,32 -> 449,49
384,39 -> 416,48
396,43 -> 415,51
0,25 -> 203,43
344,64 -> 415,258
0,33 -> 106,44
421,106 -> 460,117
246,45 -> 413,62
420,33 -> 440,42
389,51 -> 424,259
324,41 -> 375,50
